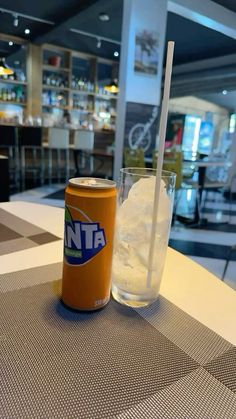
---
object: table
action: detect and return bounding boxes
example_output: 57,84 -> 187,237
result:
1,201 -> 236,418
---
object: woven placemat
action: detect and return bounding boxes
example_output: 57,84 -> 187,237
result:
1,278 -> 235,419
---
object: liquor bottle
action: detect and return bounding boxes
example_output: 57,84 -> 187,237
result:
21,71 -> 26,83
48,91 -> 52,106
78,78 -> 84,91
2,89 -> 7,101
51,74 -> 56,86
46,74 -> 51,86
11,89 -> 16,101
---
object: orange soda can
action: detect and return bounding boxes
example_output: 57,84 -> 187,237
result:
62,177 -> 117,310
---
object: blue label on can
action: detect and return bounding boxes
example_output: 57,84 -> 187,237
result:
64,206 -> 106,265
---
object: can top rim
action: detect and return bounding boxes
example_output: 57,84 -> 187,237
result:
69,177 -> 116,189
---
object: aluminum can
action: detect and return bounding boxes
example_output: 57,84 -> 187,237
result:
62,177 -> 117,310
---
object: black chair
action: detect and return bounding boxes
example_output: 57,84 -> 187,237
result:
19,127 -> 44,190
0,155 -> 10,201
73,149 -> 113,179
0,125 -> 20,192
73,130 -> 113,179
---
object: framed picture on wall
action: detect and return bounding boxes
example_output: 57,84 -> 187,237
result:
134,29 -> 159,75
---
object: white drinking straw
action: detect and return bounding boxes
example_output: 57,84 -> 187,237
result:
146,41 -> 175,288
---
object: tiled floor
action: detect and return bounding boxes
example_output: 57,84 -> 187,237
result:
10,185 -> 236,292
11,184 -> 66,208
171,189 -> 236,290
188,256 -> 226,279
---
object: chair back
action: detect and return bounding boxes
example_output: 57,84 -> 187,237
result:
124,148 -> 145,168
19,127 -> 42,146
204,153 -> 236,188
0,125 -> 17,146
163,150 -> 182,189
74,130 -> 94,151
48,128 -> 69,149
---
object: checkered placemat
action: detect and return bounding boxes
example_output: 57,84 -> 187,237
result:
0,208 -> 61,255
0,263 -> 236,419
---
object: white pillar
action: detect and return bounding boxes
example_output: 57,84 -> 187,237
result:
114,0 -> 168,180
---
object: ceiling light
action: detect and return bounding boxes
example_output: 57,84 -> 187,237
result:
24,28 -> 30,35
99,12 -> 110,22
13,14 -> 18,27
114,51 -> 119,57
9,41 -> 13,46
97,38 -> 101,48
222,90 -> 227,95
0,58 -> 14,76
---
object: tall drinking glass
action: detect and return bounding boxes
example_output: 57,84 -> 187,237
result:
112,168 -> 176,308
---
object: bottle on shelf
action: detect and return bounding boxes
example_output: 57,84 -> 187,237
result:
90,82 -> 94,93
51,74 -> 56,86
43,71 -> 68,89
42,89 -> 67,108
42,92 -> 49,106
7,89 -> 11,101
0,85 -> 25,103
46,74 -> 51,86
21,90 -> 25,103
88,100 -> 93,111
71,75 -> 76,89
16,86 -> 23,103
2,89 -> 7,101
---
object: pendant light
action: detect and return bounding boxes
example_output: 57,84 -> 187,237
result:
104,78 -> 119,94
0,57 -> 14,76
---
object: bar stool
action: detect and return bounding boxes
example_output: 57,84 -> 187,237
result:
73,130 -> 94,176
0,125 -> 20,192
48,128 -> 70,184
19,127 -> 44,191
